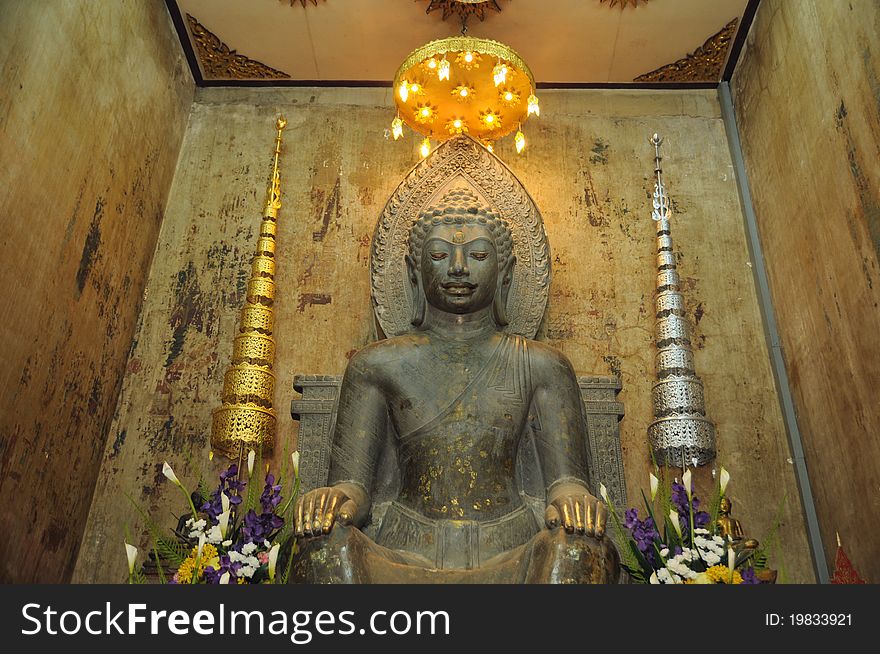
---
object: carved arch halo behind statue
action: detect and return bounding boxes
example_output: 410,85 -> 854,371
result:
371,134 -> 551,338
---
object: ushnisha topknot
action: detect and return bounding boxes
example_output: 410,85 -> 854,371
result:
409,188 -> 513,270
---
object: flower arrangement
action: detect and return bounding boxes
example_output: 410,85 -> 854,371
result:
602,468 -> 775,584
125,449 -> 300,584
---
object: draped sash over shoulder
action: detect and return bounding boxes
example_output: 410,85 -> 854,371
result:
374,334 -> 542,568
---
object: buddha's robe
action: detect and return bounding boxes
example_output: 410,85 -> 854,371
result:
291,333 -> 619,583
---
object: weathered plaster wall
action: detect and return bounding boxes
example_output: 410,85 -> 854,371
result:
0,1 -> 194,582
732,0 -> 880,581
76,86 -> 814,582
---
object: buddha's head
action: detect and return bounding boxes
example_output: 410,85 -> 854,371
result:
719,497 -> 732,515
406,188 -> 515,326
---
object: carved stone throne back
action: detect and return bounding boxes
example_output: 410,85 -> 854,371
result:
291,136 -> 626,530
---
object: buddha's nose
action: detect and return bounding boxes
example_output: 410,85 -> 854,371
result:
448,249 -> 468,276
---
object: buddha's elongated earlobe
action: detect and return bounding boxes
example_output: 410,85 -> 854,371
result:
405,254 -> 426,326
493,255 -> 516,327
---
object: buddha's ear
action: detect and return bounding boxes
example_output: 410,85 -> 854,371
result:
405,254 -> 419,285
493,254 -> 516,327
405,254 -> 426,326
502,254 -> 516,286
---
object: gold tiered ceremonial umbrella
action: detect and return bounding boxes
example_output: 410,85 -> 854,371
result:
211,117 -> 286,459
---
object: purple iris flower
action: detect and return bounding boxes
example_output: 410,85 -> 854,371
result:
624,508 -> 660,565
203,554 -> 242,584
260,473 -> 283,513
220,464 -> 246,494
241,508 -> 284,544
740,567 -> 761,584
200,464 -> 246,523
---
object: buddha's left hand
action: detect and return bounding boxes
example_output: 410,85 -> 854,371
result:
544,481 -> 607,538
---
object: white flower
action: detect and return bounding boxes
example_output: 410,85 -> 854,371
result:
291,451 -> 300,477
682,469 -> 693,499
219,571 -> 230,584
649,572 -> 660,584
702,551 -> 721,566
660,548 -> 669,558
242,542 -> 257,556
186,518 -> 206,530
669,509 -> 682,538
694,528 -> 710,535
247,450 -> 256,477
656,568 -> 679,584
197,533 -> 206,559
205,525 -> 223,545
268,543 -> 280,582
728,546 -> 737,572
649,473 -> 659,501
719,467 -> 730,495
599,483 -> 609,503
222,539 -> 233,548
124,543 -> 138,575
218,510 -> 231,539
240,565 -> 257,579
162,461 -> 181,486
221,492 -> 230,514
263,539 -> 271,549
228,551 -> 243,563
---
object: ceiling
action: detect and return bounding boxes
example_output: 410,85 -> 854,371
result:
170,0 -> 754,85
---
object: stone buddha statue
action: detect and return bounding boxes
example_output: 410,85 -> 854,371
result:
291,188 -> 619,583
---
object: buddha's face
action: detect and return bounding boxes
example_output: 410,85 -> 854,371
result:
419,222 -> 499,315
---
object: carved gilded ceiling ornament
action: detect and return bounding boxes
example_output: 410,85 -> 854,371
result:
600,0 -> 650,7
186,14 -> 290,80
282,0 -> 324,6
371,134 -> 551,339
422,0 -> 503,22
635,18 -> 738,83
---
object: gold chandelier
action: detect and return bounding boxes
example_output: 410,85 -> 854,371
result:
391,36 -> 539,156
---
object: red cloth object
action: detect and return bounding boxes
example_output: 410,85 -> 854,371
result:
830,545 -> 865,584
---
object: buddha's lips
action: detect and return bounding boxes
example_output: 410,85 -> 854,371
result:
441,282 -> 476,293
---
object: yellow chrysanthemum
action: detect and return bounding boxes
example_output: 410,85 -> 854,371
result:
176,543 -> 219,583
705,565 -> 743,584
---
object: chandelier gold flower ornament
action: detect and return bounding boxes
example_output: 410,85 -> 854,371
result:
391,36 -> 539,155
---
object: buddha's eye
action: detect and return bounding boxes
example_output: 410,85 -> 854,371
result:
430,252 -> 448,261
470,251 -> 489,261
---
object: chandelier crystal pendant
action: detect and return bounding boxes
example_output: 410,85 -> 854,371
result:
391,36 -> 539,154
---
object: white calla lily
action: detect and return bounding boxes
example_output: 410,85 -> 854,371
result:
682,468 -> 693,499
162,461 -> 181,486
221,492 -> 230,514
125,543 -> 138,575
649,473 -> 659,501
669,509 -> 682,538
268,543 -> 280,582
218,510 -> 231,539
719,467 -> 730,496
197,532 -> 206,560
291,451 -> 300,477
219,571 -> 230,585
247,449 -> 256,477
599,483 -> 609,503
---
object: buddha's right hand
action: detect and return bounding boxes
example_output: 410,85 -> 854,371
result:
294,483 -> 363,537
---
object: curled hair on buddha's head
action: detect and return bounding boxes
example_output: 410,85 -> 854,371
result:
408,188 -> 513,271
406,187 -> 516,327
